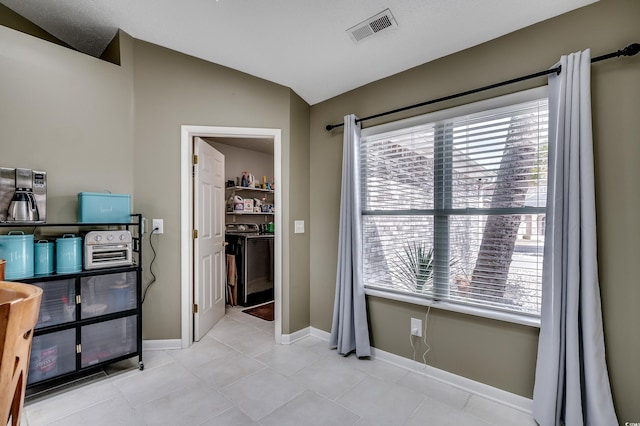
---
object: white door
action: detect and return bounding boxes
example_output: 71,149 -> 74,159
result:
193,137 -> 226,341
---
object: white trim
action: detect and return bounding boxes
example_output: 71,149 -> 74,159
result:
180,125 -> 283,349
310,326 -> 331,341
308,327 -> 532,415
365,288 -> 540,328
281,326 -> 311,345
142,339 -> 182,351
359,86 -> 548,329
369,346 -> 533,415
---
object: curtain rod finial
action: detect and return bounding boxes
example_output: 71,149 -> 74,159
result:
622,43 -> 640,57
326,122 -> 344,131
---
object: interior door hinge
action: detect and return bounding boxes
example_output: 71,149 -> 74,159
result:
193,303 -> 198,314
76,344 -> 81,353
193,229 -> 198,239
76,295 -> 81,305
193,154 -> 198,165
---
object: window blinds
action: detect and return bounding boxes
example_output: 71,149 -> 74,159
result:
361,98 -> 548,316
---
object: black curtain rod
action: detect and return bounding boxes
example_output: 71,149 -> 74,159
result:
325,43 -> 640,131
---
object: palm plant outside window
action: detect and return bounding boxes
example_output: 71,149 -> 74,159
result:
361,94 -> 548,317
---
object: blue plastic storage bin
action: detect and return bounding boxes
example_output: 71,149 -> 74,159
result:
78,192 -> 131,223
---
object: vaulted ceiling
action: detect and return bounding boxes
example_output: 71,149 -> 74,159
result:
1,0 -> 598,105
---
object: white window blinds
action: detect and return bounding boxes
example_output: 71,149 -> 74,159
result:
360,97 -> 548,317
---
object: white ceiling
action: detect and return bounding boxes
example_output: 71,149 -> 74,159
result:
1,0 -> 597,105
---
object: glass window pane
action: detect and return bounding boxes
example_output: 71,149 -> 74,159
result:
360,92 -> 547,318
363,215 -> 434,295
362,126 -> 435,211
448,214 -> 543,315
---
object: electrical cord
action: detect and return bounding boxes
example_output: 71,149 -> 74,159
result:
410,326 -> 417,365
141,227 -> 158,304
421,304 -> 432,366
410,304 -> 433,370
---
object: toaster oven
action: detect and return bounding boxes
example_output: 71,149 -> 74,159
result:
84,230 -> 133,270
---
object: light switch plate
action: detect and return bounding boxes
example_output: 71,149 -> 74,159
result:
294,220 -> 305,234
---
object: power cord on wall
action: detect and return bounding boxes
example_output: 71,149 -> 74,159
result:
141,227 -> 159,304
410,304 -> 432,369
421,304 -> 432,366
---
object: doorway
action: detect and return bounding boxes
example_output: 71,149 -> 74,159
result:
180,125 -> 283,349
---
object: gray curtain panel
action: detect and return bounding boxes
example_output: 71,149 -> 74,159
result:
533,49 -> 618,426
329,114 -> 371,358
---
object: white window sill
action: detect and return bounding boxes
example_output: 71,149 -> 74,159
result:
364,287 -> 541,328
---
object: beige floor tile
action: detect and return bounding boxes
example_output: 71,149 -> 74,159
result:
336,376 -> 425,425
22,312 -> 534,426
223,369 -> 304,420
136,382 -> 232,425
261,390 -> 360,426
290,356 -> 368,401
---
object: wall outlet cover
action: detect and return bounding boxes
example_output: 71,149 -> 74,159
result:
411,318 -> 422,337
152,218 -> 164,234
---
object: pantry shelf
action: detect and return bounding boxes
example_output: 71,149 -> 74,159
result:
226,185 -> 275,215
226,212 -> 274,216
225,186 -> 274,193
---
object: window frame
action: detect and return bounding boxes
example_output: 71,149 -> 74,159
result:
360,87 -> 548,328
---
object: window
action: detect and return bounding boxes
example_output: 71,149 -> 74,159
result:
360,89 -> 548,319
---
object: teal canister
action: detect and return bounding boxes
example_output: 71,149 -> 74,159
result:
0,231 -> 34,279
34,240 -> 55,275
56,234 -> 82,274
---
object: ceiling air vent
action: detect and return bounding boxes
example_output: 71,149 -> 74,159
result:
347,9 -> 398,44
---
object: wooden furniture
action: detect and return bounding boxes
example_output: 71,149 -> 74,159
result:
0,281 -> 42,426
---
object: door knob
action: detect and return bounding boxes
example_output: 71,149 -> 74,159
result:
222,241 -> 229,247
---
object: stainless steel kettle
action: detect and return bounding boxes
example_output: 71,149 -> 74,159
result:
7,188 -> 39,222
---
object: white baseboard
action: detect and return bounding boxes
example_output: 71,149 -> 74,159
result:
143,339 -> 182,351
310,327 -> 331,341
369,346 -> 533,414
307,327 -> 532,415
281,326 -> 311,344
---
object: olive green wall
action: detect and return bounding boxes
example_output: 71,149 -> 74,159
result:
367,297 -> 540,395
0,17 -> 312,341
132,39 -> 310,339
286,91 -> 311,333
3,0 -> 638,419
0,26 -> 134,221
309,0 -> 640,420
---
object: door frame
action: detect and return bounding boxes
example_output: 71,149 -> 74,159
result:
180,125 -> 282,349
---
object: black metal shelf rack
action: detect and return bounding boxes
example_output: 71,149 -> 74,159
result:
0,214 -> 144,393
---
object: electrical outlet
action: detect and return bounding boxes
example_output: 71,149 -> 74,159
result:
411,318 -> 422,337
152,219 -> 164,234
294,220 -> 305,234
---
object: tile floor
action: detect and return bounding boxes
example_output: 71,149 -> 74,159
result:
22,306 -> 537,425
